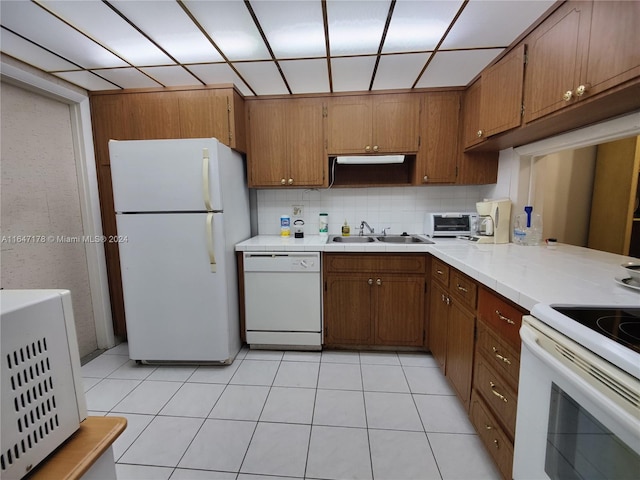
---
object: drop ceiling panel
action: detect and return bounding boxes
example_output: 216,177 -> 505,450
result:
93,67 -> 162,89
415,49 -> 503,88
441,0 -> 556,49
233,62 -> 288,95
327,0 -> 391,56
373,53 -> 431,90
279,59 -> 329,94
251,1 -> 326,59
140,66 -> 204,88
187,63 -> 252,96
182,0 -> 271,61
383,0 -> 462,53
108,1 -> 223,64
38,0 -> 173,65
331,56 -> 377,92
0,1 -> 127,68
1,28 -> 79,72
53,70 -> 119,91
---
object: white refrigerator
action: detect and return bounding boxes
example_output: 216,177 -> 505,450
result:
109,138 -> 250,363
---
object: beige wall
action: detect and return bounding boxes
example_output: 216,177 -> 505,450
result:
1,82 -> 97,357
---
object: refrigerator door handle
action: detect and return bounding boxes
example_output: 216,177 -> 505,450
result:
206,213 -> 217,273
202,148 -> 213,211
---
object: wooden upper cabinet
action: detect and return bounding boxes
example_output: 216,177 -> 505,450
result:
126,92 -> 182,139
247,97 -> 326,188
462,79 -> 484,149
480,44 -> 526,138
328,93 -> 420,155
416,92 -> 460,184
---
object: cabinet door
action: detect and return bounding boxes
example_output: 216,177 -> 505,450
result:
462,79 -> 484,149
324,275 -> 373,345
127,92 -> 181,139
523,1 -> 591,123
247,100 -> 288,187
327,96 -> 371,154
480,44 -> 526,138
428,281 -> 449,372
417,92 -> 459,184
287,98 -> 326,187
446,301 -> 475,411
583,1 -> 640,98
178,90 -> 230,143
374,276 -> 424,346
373,94 -> 420,153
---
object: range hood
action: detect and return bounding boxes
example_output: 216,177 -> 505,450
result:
335,155 -> 405,165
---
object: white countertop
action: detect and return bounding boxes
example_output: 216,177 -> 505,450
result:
235,235 -> 640,311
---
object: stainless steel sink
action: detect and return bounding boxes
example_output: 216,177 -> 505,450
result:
331,236 -> 376,243
376,235 -> 433,244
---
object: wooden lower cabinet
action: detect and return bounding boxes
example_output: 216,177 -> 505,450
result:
446,301 -> 476,410
323,254 -> 426,347
428,281 -> 449,370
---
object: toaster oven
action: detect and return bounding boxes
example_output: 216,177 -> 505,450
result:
424,212 -> 478,237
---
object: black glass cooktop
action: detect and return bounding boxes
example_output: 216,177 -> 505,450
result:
552,307 -> 640,354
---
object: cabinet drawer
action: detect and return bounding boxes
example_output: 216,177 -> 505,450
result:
474,357 -> 518,438
431,257 -> 450,287
470,391 -> 514,480
449,270 -> 477,310
476,320 -> 520,389
478,287 -> 524,351
325,254 -> 426,274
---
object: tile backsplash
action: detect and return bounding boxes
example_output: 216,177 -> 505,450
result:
256,185 -> 487,236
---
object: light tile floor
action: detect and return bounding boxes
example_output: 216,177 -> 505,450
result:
82,344 -> 500,480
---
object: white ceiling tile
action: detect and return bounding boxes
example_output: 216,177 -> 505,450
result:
53,70 -> 119,91
187,63 -> 253,96
183,0 -> 271,61
233,62 -> 288,96
0,28 -> 79,72
373,53 -> 431,90
108,1 -> 223,64
415,49 -> 504,88
327,0 -> 391,56
279,59 -> 329,94
383,0 -> 463,53
139,66 -> 204,88
0,1 -> 127,68
441,0 -> 556,49
39,0 -> 173,65
251,1 -> 326,58
92,67 -> 162,89
331,56 -> 377,92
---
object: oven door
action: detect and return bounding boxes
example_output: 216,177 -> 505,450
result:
513,316 -> 640,480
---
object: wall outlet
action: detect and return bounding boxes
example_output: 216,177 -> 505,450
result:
292,205 -> 304,218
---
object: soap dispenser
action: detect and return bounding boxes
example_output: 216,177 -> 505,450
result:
341,219 -> 350,237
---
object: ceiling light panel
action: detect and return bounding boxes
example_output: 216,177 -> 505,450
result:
92,67 -> 162,89
140,66 -> 204,88
279,59 -> 329,94
441,0 -> 556,49
232,61 -> 289,95
415,49 -> 503,87
54,70 -> 120,91
250,1 -> 326,58
187,63 -> 253,96
383,0 -> 463,54
38,0 -> 173,65
373,53 -> 431,90
327,0 -> 391,56
182,0 -> 271,61
108,1 -> 223,64
0,1 -> 127,68
1,27 -> 79,72
331,56 -> 377,92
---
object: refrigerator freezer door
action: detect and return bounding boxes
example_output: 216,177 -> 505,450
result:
116,212 -> 233,362
110,138 -> 224,213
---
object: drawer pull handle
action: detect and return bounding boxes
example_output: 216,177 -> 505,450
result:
484,424 -> 493,431
436,269 -> 443,275
456,284 -> 468,293
490,381 -> 508,403
495,310 -> 515,325
492,346 -> 512,365
493,439 -> 500,449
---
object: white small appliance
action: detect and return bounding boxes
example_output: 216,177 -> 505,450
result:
470,199 -> 511,244
110,138 -> 250,363
1,290 -> 87,480
423,212 -> 478,237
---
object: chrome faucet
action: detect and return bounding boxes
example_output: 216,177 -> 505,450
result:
359,221 -> 374,235
381,227 -> 391,236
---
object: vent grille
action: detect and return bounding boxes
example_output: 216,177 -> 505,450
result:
1,337 -> 60,472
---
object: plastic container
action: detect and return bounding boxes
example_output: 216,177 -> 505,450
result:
513,213 -> 542,245
280,215 -> 291,237
319,213 -> 329,237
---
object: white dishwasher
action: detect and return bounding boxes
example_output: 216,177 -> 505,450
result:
243,252 -> 322,349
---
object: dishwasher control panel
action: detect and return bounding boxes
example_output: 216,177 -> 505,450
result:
243,252 -> 320,272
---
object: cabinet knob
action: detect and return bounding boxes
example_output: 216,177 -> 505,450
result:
423,175 -> 428,182
368,278 -> 373,285
485,424 -> 493,431
563,90 -> 573,102
365,145 -> 371,152
477,130 -> 483,138
373,145 -> 379,152
575,84 -> 587,97
376,278 -> 382,286
493,439 -> 500,449
288,178 -> 294,185
281,178 -> 286,185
